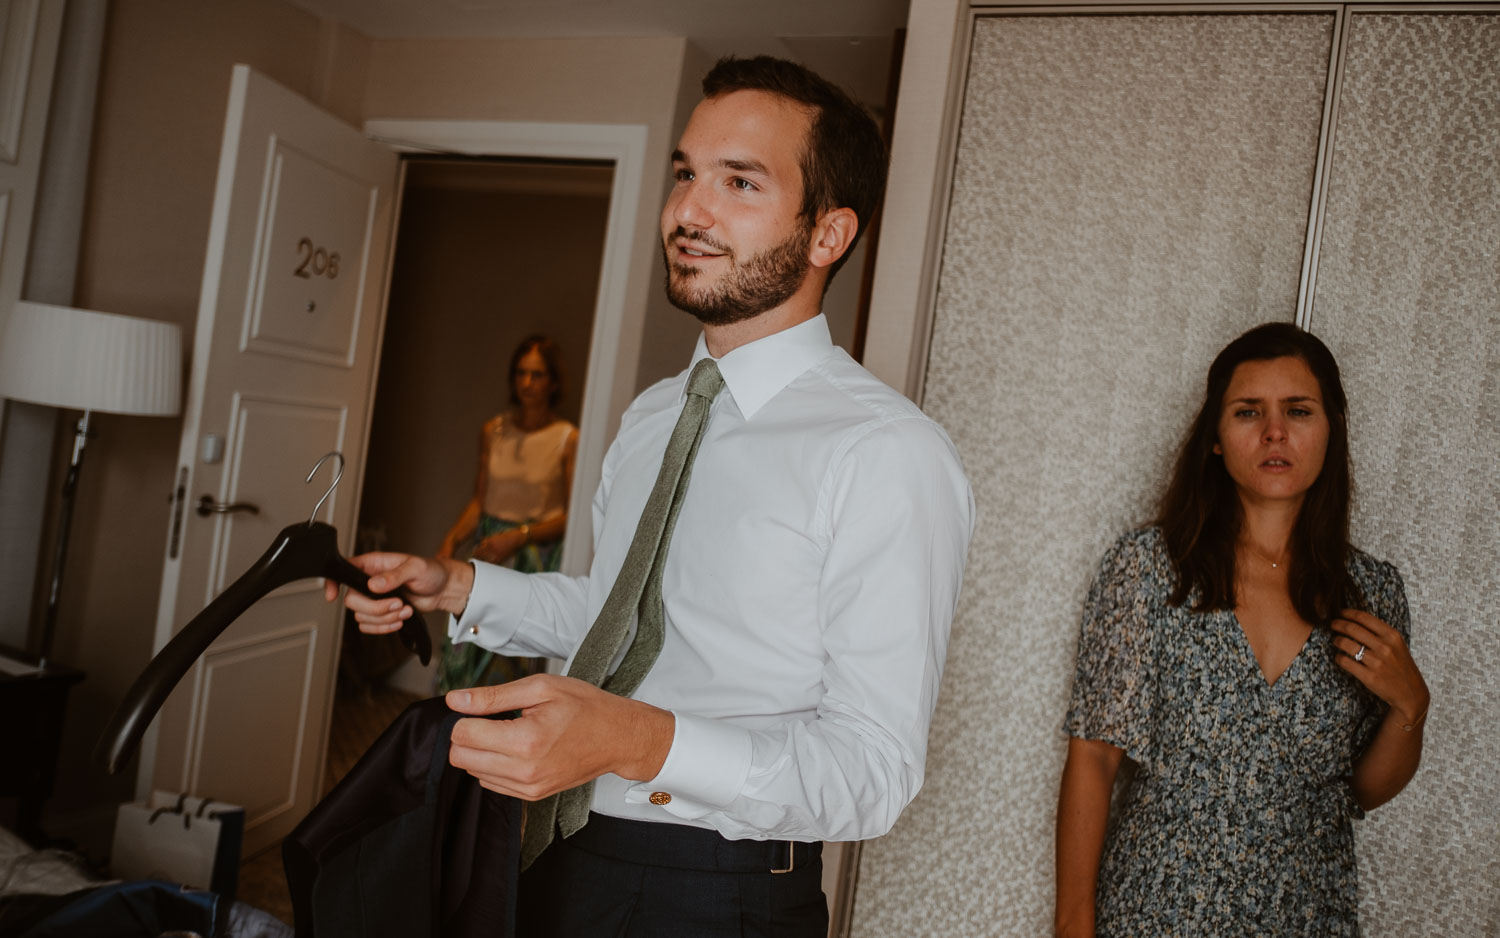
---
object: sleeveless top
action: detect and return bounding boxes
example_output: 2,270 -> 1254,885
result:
479,417 -> 574,523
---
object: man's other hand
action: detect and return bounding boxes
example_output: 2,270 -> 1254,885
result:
446,675 -> 676,798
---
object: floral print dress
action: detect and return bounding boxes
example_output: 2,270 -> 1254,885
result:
1065,527 -> 1410,937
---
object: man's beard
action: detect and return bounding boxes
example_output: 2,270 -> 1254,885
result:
661,224 -> 812,326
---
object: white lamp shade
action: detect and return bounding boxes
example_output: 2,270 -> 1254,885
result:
0,301 -> 181,416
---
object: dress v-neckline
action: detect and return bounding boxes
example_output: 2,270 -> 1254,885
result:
1228,609 -> 1315,690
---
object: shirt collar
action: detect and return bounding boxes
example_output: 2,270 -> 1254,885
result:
685,315 -> 833,420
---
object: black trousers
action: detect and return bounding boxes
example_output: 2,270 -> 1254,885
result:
516,813 -> 828,938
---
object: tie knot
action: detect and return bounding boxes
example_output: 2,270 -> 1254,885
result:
685,358 -> 725,402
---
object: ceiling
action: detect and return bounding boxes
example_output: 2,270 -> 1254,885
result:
287,0 -> 910,108
287,0 -> 909,41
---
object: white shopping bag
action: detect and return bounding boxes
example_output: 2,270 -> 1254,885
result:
110,790 -> 243,903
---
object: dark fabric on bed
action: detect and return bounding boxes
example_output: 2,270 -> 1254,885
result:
282,696 -> 520,938
0,879 -> 217,937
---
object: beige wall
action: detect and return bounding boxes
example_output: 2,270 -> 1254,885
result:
48,0 -> 372,840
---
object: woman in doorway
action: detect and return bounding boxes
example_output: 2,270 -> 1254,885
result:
435,334 -> 578,692
1055,323 -> 1429,937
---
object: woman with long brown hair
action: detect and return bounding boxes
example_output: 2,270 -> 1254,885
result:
1055,323 -> 1429,937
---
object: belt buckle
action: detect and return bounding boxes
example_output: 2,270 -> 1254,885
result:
770,840 -> 794,874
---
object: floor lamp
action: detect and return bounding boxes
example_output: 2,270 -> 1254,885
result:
0,300 -> 182,671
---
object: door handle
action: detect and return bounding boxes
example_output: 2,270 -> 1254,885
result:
167,468 -> 189,559
196,495 -> 261,517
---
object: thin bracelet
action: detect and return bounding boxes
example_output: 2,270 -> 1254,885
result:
1400,704 -> 1429,732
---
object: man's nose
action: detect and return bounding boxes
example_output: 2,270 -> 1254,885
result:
672,183 -> 713,230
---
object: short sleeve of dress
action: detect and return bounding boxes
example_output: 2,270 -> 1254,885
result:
1351,554 -> 1413,754
1064,528 -> 1163,767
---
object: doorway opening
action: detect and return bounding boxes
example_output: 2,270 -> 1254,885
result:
343,154 -> 614,706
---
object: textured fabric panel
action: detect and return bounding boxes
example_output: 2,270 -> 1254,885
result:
852,13 -> 1333,935
1309,14 -> 1500,937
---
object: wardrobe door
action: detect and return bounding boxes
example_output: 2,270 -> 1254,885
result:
852,12 -> 1334,935
1308,13 -> 1500,935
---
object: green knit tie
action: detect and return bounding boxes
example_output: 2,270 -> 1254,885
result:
520,358 -> 724,870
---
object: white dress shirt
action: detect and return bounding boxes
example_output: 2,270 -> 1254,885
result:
451,314 -> 974,842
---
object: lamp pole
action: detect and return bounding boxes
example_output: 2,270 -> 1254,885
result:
39,409 -> 92,672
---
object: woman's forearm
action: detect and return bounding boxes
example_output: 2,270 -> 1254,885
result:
439,499 -> 482,556
523,510 -> 567,546
1349,705 -> 1426,811
474,511 -> 569,565
1056,738 -> 1122,938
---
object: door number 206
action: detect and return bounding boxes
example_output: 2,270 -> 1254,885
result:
294,237 -> 340,279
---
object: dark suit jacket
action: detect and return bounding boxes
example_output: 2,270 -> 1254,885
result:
282,697 -> 521,937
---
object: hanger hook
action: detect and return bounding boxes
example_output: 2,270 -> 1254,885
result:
305,451 -> 344,524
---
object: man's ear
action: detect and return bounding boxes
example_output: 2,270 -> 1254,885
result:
808,207 -> 859,270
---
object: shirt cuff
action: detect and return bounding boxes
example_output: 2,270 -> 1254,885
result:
624,711 -> 752,819
448,560 -> 531,647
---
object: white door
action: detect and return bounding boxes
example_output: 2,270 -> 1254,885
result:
143,65 -> 399,855
0,0 -> 64,325
0,0 -> 65,648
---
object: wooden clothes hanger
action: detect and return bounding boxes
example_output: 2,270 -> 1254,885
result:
98,452 -> 432,775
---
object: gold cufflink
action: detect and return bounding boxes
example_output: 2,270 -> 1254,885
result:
649,792 -> 672,805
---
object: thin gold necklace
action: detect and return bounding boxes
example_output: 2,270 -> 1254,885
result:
1245,542 -> 1289,569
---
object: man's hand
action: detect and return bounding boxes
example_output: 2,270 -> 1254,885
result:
446,674 -> 676,799
322,552 -> 475,633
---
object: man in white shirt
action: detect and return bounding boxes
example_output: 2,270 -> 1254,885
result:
336,56 -> 974,936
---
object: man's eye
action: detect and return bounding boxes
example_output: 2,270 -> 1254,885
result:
730,177 -> 757,191
674,169 -> 694,182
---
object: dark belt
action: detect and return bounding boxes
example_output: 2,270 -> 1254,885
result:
559,811 -> 821,874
